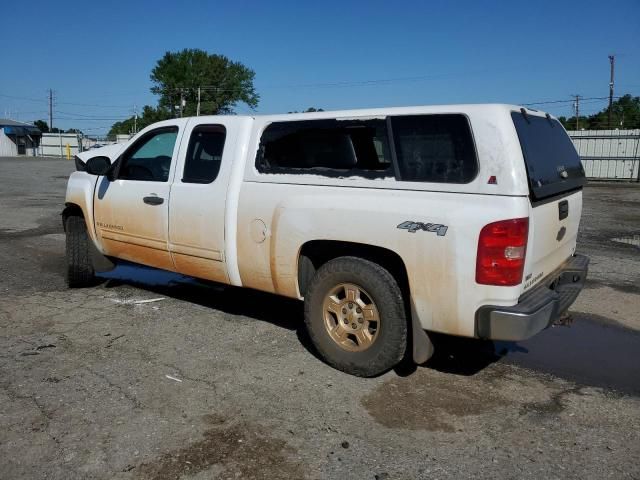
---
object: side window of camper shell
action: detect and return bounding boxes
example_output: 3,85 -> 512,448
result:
255,119 -> 393,178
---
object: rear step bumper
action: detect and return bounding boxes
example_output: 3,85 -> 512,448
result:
475,254 -> 589,341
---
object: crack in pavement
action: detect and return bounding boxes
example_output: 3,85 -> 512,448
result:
83,365 -> 144,411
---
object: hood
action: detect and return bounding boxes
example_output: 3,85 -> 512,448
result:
76,142 -> 127,163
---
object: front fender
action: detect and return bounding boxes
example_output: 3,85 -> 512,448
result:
64,171 -> 100,247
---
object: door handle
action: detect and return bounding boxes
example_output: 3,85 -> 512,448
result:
558,200 -> 569,220
143,196 -> 164,205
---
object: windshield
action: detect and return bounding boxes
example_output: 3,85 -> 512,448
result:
511,112 -> 586,200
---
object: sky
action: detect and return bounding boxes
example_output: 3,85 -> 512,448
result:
1,0 -> 638,135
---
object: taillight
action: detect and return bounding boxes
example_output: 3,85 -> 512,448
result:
476,218 -> 529,286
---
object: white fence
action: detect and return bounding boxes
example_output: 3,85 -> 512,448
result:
38,133 -> 132,157
568,129 -> 640,181
39,133 -> 82,158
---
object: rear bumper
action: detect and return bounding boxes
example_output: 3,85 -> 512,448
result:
475,254 -> 589,341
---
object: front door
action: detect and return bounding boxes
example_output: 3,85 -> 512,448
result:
93,124 -> 181,271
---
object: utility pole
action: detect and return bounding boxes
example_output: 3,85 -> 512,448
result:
179,88 -> 185,118
48,89 -> 53,131
608,54 -> 615,129
572,94 -> 581,130
133,104 -> 138,134
171,90 -> 177,118
197,87 -> 201,116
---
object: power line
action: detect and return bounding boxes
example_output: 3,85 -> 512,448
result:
261,71 -> 493,89
157,74 -> 486,94
0,92 -> 47,103
0,92 -> 136,109
56,110 -> 130,118
4,80 -> 638,132
8,110 -> 48,115
521,96 -> 621,106
521,99 -> 576,106
157,69 -> 498,94
55,117 -> 131,121
56,100 -> 132,108
3,87 -> 636,114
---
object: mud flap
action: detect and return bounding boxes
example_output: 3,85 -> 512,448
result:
412,314 -> 434,364
88,235 -> 116,273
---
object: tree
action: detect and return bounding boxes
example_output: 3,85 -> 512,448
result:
288,107 -> 325,113
589,94 -> 640,129
33,120 -> 49,133
33,120 -> 82,134
559,94 -> 640,130
108,105 -> 172,136
150,48 -> 259,116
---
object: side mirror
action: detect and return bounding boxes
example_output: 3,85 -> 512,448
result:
85,156 -> 112,176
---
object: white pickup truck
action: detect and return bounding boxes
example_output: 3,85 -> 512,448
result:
64,105 -> 589,377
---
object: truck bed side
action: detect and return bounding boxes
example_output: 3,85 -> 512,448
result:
236,183 -> 529,337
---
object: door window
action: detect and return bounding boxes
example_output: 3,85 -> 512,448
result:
182,125 -> 226,183
118,127 -> 178,182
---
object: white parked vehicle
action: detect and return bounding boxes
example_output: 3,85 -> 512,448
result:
64,104 -> 589,376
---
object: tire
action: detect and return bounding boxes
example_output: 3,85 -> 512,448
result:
65,215 -> 97,288
304,256 -> 407,377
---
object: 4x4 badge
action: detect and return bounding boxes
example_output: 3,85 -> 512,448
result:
397,221 -> 448,236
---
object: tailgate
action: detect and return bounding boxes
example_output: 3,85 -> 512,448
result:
525,191 -> 582,290
511,110 -> 586,291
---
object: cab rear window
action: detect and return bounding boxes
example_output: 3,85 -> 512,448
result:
511,112 -> 586,200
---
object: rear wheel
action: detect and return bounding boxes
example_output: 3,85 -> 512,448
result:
65,215 -> 97,288
304,256 -> 407,377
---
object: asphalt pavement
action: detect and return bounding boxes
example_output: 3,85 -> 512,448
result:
0,157 -> 638,479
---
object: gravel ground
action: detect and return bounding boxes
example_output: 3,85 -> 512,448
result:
0,157 -> 638,480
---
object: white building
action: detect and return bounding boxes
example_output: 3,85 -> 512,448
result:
0,119 -> 42,156
40,133 -> 83,157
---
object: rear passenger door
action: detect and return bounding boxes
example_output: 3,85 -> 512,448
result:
168,118 -> 239,284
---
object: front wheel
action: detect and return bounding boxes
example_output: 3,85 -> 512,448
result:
65,215 -> 97,288
304,256 -> 407,377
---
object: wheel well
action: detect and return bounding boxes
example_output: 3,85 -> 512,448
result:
297,240 -> 410,299
61,203 -> 84,231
